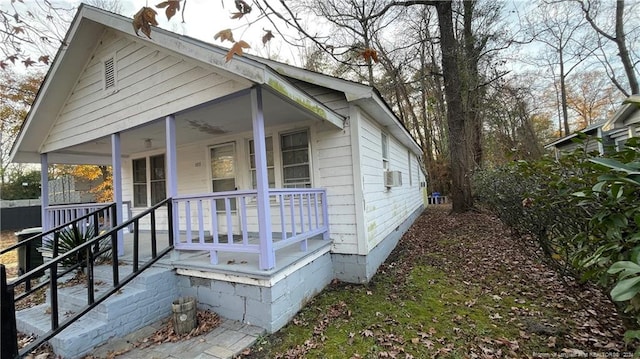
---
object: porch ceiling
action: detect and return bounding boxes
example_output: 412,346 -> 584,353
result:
50,89 -> 319,165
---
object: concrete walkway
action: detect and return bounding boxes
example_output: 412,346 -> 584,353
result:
91,318 -> 264,359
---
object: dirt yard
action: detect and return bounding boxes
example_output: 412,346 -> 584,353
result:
0,230 -> 19,277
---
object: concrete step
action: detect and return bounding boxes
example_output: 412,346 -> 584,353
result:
49,282 -> 148,321
16,265 -> 179,358
16,304 -> 110,358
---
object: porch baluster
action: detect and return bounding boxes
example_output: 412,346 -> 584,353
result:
197,200 -> 205,244
225,198 -> 233,244
240,195 -> 248,245
279,194 -> 286,241
185,201 -> 192,243
314,193 -> 320,228
298,194 -> 304,235
289,195 -> 296,236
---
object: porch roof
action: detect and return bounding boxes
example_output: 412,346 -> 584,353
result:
10,4 -> 345,164
251,57 -> 423,156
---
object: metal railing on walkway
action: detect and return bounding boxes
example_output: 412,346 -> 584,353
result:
0,199 -> 174,359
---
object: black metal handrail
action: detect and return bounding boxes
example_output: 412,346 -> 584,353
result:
1,198 -> 174,359
0,202 -> 116,296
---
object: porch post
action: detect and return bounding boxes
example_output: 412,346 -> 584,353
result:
111,133 -> 124,256
251,86 -> 275,270
165,115 -> 178,198
40,153 -> 49,232
166,115 -> 178,244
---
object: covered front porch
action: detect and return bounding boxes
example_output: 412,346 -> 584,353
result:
37,83 -> 341,271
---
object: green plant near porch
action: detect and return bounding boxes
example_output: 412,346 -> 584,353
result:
43,225 -> 111,270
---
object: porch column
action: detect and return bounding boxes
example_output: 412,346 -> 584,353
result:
111,133 -> 124,256
165,115 -> 178,198
40,153 -> 49,232
166,115 -> 178,244
251,86 -> 275,270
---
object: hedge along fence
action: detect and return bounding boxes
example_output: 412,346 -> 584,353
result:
472,137 -> 640,346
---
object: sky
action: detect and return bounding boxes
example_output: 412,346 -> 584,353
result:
82,0 -> 306,64
0,0 -> 308,69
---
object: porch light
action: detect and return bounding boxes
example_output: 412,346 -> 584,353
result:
144,138 -> 152,149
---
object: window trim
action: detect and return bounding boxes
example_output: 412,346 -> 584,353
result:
381,132 -> 389,171
280,129 -> 312,188
408,150 -> 412,186
132,158 -> 147,208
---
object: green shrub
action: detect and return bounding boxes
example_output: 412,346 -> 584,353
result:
473,137 -> 640,339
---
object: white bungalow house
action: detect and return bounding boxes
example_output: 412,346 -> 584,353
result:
9,4 -> 425,350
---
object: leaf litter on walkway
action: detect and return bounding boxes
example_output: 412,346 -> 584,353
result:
240,206 -> 630,358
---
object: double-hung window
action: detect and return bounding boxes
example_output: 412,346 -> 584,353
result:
281,130 -> 311,188
249,137 -> 275,189
132,154 -> 166,207
381,132 -> 389,170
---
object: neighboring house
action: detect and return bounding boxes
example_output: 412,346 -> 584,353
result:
48,175 -> 99,204
9,4 -> 425,339
545,96 -> 640,158
544,122 -> 610,159
602,95 -> 640,150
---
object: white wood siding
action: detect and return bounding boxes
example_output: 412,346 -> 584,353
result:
288,80 -> 350,117
359,114 -> 423,251
43,29 -> 249,153
313,119 -> 358,254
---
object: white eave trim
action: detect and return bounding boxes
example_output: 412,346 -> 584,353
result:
250,56 -> 373,101
263,71 -> 344,129
603,103 -> 636,131
353,96 -> 422,155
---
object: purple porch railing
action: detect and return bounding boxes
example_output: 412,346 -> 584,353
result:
42,201 -> 131,235
172,188 -> 330,266
45,203 -> 115,235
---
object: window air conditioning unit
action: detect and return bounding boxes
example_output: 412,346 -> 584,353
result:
384,171 -> 402,187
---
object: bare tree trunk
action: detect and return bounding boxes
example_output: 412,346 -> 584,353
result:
580,0 -> 639,95
463,0 -> 483,168
437,1 -> 472,212
559,57 -> 570,135
614,0 -> 639,94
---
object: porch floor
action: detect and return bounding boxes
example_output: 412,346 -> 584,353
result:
118,231 -> 332,279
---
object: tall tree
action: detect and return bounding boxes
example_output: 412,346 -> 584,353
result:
435,1 -> 473,211
577,0 -> 639,95
566,70 -> 616,128
527,0 -> 594,137
0,71 -> 42,185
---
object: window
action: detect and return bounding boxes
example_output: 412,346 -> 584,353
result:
150,155 -> 166,205
132,158 -> 147,207
249,137 -> 275,188
408,150 -> 412,186
381,132 -> 389,170
210,143 -> 236,210
132,154 -> 166,207
281,130 -> 311,188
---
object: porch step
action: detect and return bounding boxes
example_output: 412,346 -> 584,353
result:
16,265 -> 179,358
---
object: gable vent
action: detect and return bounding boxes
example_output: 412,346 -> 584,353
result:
103,57 -> 116,90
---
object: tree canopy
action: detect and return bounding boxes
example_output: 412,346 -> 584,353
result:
0,0 -> 638,212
